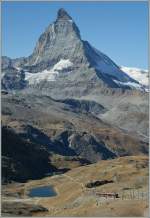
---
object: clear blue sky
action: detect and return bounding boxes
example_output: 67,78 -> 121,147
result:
2,1 -> 148,69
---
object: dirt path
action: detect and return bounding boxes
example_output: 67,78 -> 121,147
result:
62,174 -> 84,187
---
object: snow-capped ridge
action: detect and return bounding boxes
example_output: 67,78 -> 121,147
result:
113,80 -> 144,90
120,66 -> 148,86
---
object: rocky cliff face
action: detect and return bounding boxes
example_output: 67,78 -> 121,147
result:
2,8 -> 145,92
27,8 -> 86,68
2,67 -> 27,90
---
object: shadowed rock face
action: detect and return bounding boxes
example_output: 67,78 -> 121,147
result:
67,132 -> 116,162
57,98 -> 107,115
2,126 -> 57,184
51,130 -> 117,162
1,67 -> 27,90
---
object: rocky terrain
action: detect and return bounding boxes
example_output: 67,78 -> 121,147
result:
1,8 -> 149,217
1,91 -> 148,165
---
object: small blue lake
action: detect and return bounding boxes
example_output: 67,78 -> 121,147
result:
28,186 -> 57,198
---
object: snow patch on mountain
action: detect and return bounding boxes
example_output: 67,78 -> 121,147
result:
120,66 -> 148,86
53,59 -> 73,71
113,79 -> 144,90
25,59 -> 73,85
25,70 -> 58,85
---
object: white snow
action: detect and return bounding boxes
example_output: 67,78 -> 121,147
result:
53,59 -> 73,71
120,66 -> 148,86
25,69 -> 59,85
25,59 -> 73,85
113,79 -> 144,90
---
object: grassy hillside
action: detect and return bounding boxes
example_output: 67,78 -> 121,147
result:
2,155 -> 149,217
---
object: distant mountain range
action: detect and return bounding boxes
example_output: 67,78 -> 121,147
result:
121,66 -> 148,87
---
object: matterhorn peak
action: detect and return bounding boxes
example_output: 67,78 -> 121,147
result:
9,8 -> 145,92
56,8 -> 72,21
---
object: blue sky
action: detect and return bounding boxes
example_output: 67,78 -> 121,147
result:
2,1 -> 148,69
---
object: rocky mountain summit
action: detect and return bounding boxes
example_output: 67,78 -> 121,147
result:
1,8 -> 148,184
2,8 -> 146,92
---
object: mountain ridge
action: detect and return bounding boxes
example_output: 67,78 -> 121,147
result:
2,8 -> 147,92
121,66 -> 148,87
